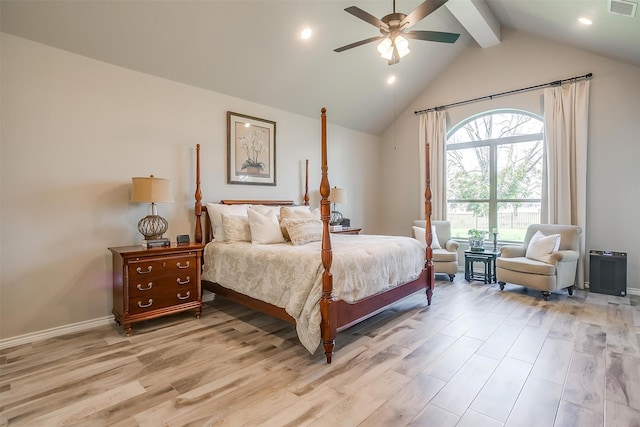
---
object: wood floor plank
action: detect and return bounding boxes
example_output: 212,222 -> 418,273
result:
430,354 -> 499,416
562,351 -> 605,413
528,337 -> 574,385
574,322 -> 607,357
605,351 -> 640,411
358,371 -> 445,427
470,356 -> 532,422
420,336 -> 483,382
554,400 -> 604,427
408,402 -> 459,427
604,400 -> 640,427
505,376 -> 563,427
32,381 -> 146,426
457,409 -> 504,427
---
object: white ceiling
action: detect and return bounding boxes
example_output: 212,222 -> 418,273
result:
2,1 -> 638,135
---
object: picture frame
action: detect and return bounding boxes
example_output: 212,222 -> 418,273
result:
227,111 -> 276,186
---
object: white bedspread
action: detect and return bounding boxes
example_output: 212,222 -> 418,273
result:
202,234 -> 425,353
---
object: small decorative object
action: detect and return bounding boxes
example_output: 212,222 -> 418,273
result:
468,229 -> 487,252
227,111 -> 276,186
130,175 -> 174,240
492,228 -> 498,251
329,187 -> 347,226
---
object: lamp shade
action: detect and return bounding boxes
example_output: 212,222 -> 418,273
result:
329,187 -> 347,204
130,175 -> 174,203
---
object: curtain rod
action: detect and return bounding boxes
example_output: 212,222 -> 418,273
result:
414,72 -> 593,115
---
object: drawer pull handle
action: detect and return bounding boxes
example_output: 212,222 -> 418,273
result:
138,299 -> 153,308
177,291 -> 191,300
177,276 -> 190,285
137,282 -> 153,291
136,266 -> 153,274
177,261 -> 190,269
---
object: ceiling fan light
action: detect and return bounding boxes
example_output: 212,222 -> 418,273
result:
395,35 -> 410,58
377,37 -> 392,56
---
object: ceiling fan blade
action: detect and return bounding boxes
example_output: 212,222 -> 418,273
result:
344,6 -> 389,31
400,0 -> 448,29
334,36 -> 385,53
404,30 -> 460,43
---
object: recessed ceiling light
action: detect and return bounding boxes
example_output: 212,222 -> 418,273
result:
578,17 -> 593,25
387,75 -> 396,84
301,27 -> 312,40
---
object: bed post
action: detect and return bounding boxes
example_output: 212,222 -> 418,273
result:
319,108 -> 336,363
304,159 -> 310,206
195,144 -> 203,244
424,142 -> 435,305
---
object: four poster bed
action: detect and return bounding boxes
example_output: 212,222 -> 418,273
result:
194,108 -> 435,363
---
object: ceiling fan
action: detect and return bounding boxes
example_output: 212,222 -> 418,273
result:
334,0 -> 460,65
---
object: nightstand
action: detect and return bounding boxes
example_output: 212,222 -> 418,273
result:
331,228 -> 361,235
108,242 -> 205,336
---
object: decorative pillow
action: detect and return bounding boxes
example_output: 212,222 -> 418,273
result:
249,205 -> 281,218
526,231 -> 561,263
206,203 -> 250,241
279,206 -> 314,240
247,208 -> 285,244
284,218 -> 323,246
221,214 -> 251,242
412,225 -> 442,249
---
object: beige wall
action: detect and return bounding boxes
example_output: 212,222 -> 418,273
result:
0,33 -> 379,340
379,29 -> 640,291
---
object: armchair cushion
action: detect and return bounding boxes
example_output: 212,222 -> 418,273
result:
525,231 -> 561,263
412,225 -> 441,249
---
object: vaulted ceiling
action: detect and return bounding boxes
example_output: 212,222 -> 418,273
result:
2,1 -> 638,135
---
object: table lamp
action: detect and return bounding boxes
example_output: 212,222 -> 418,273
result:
329,187 -> 347,226
130,175 -> 174,240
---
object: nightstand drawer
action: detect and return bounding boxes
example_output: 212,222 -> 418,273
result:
128,273 -> 195,297
128,255 -> 197,278
129,285 -> 197,315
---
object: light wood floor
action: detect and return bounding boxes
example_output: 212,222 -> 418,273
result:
2,277 -> 639,426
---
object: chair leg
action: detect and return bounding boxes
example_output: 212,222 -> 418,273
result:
541,291 -> 551,301
448,274 -> 455,282
498,281 -> 505,291
567,286 -> 574,296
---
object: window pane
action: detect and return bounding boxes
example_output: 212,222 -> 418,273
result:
496,202 -> 541,242
497,141 -> 543,199
448,202 -> 490,239
447,146 -> 489,200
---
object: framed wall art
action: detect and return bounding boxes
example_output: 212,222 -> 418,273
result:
227,111 -> 276,186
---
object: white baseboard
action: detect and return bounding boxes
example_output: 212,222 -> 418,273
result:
628,287 -> 640,296
0,316 -> 113,351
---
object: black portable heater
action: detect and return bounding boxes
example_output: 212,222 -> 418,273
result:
589,250 -> 627,296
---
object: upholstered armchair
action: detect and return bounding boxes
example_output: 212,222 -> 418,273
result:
496,224 -> 581,301
412,220 -> 459,282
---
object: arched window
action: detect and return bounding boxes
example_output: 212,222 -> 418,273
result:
446,110 -> 543,242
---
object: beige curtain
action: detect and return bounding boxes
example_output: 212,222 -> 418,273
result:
542,80 -> 590,288
418,110 -> 447,220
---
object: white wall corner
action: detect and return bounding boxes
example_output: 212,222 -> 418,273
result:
446,0 -> 501,48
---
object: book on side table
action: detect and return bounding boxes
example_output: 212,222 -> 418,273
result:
142,238 -> 171,248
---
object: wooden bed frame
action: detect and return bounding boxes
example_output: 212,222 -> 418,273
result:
194,107 -> 434,363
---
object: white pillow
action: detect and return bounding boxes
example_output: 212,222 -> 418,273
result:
412,225 -> 442,249
526,231 -> 561,263
249,205 -> 281,218
221,214 -> 251,242
206,203 -> 250,241
284,218 -> 323,246
279,206 -> 314,240
247,208 -> 285,244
